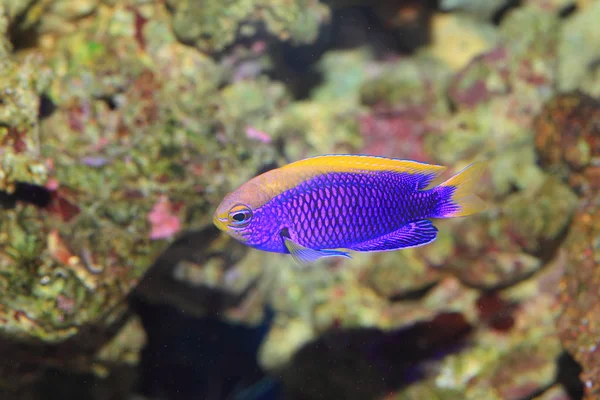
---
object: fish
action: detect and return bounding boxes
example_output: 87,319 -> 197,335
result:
213,155 -> 486,266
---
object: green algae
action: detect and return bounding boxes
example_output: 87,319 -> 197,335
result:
360,54 -> 452,114
269,48 -> 373,159
168,0 -> 330,53
557,1 -> 600,96
0,4 -> 51,193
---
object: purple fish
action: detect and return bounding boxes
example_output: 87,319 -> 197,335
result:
213,155 -> 486,266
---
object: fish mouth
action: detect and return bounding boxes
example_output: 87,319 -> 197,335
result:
212,214 -> 251,244
213,216 -> 228,232
213,217 -> 248,243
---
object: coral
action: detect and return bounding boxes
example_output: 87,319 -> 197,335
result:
557,1 -> 600,96
427,13 -> 498,71
275,100 -> 362,159
0,7 -> 50,193
438,0 -> 512,20
258,316 -> 314,371
364,229 -> 452,299
167,0 -> 330,53
532,385 -> 573,400
358,54 -> 452,160
280,260 -> 563,400
0,0 -> 597,397
3,0 -> 38,22
311,48 -> 372,104
0,0 -> 286,387
254,5 -> 586,399
447,47 -> 511,110
425,5 -> 559,197
444,176 -> 576,289
534,92 -> 600,195
444,3 -> 558,112
557,192 -> 600,399
92,316 -> 147,376
272,48 -> 369,160
359,55 -> 451,112
384,253 -> 566,400
11,0 -> 102,36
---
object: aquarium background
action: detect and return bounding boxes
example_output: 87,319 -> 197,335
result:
0,0 -> 598,399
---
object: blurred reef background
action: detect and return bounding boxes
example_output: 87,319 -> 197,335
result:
0,0 -> 599,399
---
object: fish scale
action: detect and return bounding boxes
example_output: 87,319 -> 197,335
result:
279,172 -> 434,249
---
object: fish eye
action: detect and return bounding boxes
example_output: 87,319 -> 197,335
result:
228,205 -> 252,227
232,213 -> 246,222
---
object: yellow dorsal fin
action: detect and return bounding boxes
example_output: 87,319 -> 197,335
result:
245,155 -> 447,209
283,154 -> 447,178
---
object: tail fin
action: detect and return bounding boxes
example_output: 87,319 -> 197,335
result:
431,161 -> 487,218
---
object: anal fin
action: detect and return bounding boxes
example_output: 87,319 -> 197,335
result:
283,236 -> 351,267
349,220 -> 438,252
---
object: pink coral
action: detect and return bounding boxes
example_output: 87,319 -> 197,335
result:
148,196 -> 181,240
448,47 -> 511,109
245,126 -> 272,143
359,107 -> 432,161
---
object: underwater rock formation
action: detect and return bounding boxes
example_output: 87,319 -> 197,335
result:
419,3 -> 575,291
557,192 -> 600,399
258,3 -> 586,399
557,0 -> 600,97
445,176 -> 576,290
0,0 -> 598,398
0,0 -> 284,390
544,90 -> 600,400
167,0 -> 330,53
0,6 -> 49,194
534,92 -> 600,195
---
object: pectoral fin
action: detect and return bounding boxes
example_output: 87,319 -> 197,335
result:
283,237 -> 351,266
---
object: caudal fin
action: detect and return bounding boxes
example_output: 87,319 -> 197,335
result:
431,161 -> 487,218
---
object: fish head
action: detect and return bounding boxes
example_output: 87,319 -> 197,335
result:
213,198 -> 253,244
213,180 -> 276,247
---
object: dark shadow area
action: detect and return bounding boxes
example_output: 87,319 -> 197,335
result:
491,0 -> 523,25
388,281 -> 438,302
0,310 -> 135,399
133,300 -> 279,400
38,94 -> 57,120
475,291 -> 517,332
133,225 -> 252,317
280,312 -> 472,400
558,3 -> 578,18
556,352 -> 584,400
131,223 -> 278,399
6,1 -> 40,51
0,182 -> 52,209
27,366 -> 138,400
